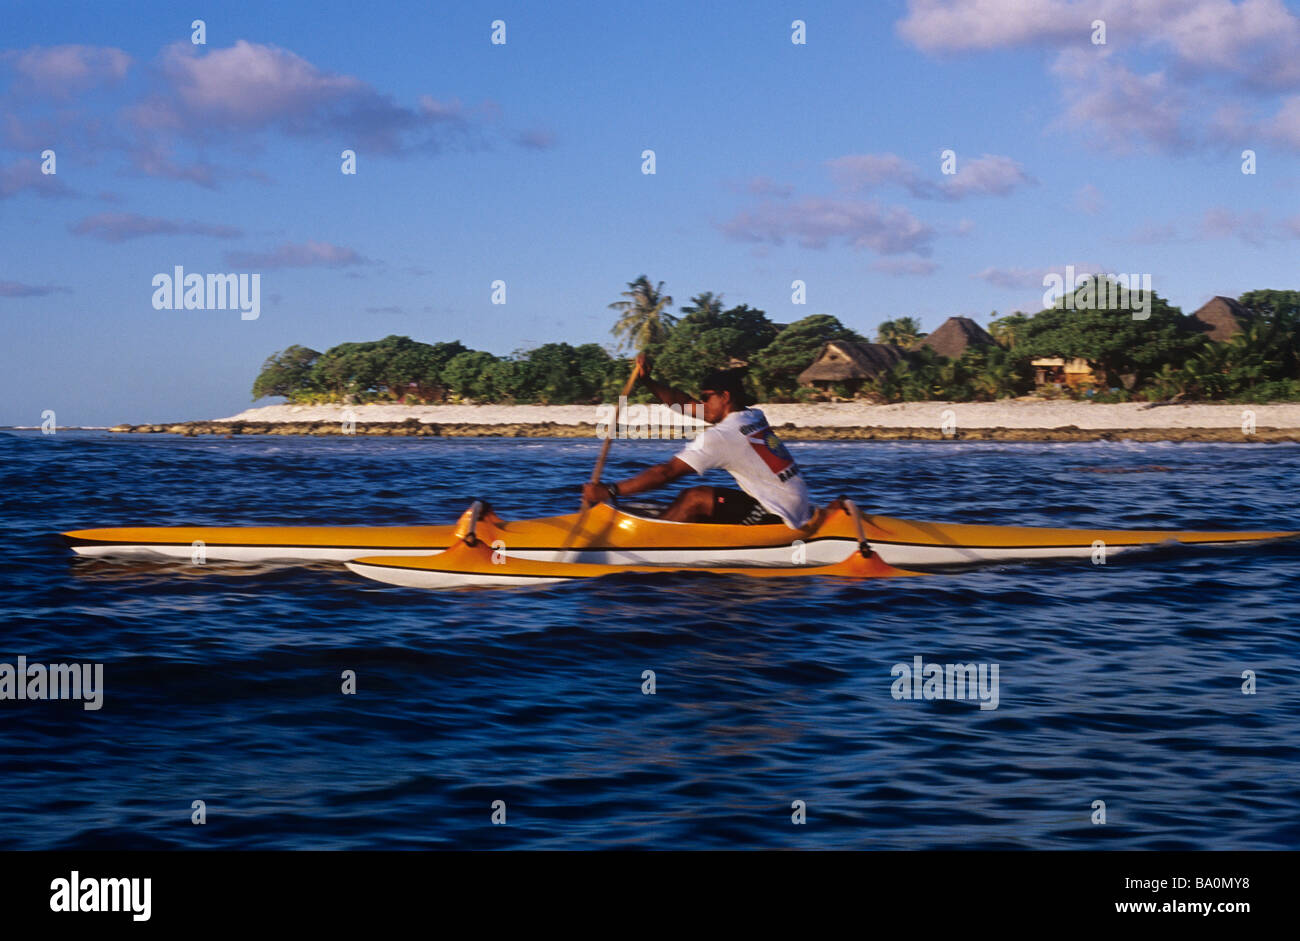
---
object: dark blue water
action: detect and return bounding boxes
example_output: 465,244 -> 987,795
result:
2,431 -> 1298,849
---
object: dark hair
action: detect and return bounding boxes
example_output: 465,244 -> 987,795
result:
699,368 -> 753,408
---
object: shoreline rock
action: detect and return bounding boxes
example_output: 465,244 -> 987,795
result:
104,420 -> 1300,443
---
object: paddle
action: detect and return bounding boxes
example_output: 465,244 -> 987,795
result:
582,359 -> 643,508
563,359 -> 643,550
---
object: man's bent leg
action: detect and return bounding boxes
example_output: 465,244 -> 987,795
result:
661,486 -> 716,523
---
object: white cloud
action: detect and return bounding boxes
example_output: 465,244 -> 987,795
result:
1265,95 -> 1300,148
70,212 -> 242,242
721,197 -> 936,255
224,240 -> 370,269
899,0 -> 1300,85
945,154 -> 1035,197
1200,206 -> 1300,244
1050,49 -> 1187,153
973,266 -> 1049,289
897,0 -> 1080,52
827,152 -> 1033,199
898,1 -> 1300,153
0,158 -> 74,199
738,176 -> 795,198
827,153 -> 922,193
1,44 -> 131,97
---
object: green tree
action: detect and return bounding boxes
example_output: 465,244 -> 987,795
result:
678,291 -> 724,321
876,347 -> 948,401
609,275 -> 676,352
1020,282 -> 1203,389
751,314 -> 864,399
962,345 -> 1032,400
1144,362 -> 1189,400
871,344 -> 1030,403
1179,318 -> 1298,399
988,311 -> 1031,350
441,350 -> 500,400
522,342 -> 591,403
403,340 -> 470,401
571,343 -> 620,402
650,302 -> 779,392
314,340 -> 387,400
876,317 -> 926,347
252,344 -> 321,400
481,357 -> 535,402
373,335 -> 433,401
1236,290 -> 1300,381
1238,289 -> 1300,324
1181,340 -> 1234,398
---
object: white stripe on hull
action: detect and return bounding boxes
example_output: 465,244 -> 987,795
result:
508,541 -> 858,566
343,562 -> 569,589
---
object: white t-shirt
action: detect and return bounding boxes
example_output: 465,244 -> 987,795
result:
674,408 -> 814,528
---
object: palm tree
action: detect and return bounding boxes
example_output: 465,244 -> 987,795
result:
972,360 -> 1018,400
876,316 -> 926,348
609,276 -> 677,353
1184,342 -> 1232,398
1145,363 -> 1187,401
934,359 -> 962,399
1222,321 -> 1279,390
679,291 -> 724,322
988,311 -> 1030,350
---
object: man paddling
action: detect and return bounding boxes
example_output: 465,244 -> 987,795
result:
581,354 -> 814,527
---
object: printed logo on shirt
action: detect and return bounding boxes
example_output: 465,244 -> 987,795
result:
741,420 -> 799,482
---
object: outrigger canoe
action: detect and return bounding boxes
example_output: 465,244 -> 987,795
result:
63,499 -> 1298,586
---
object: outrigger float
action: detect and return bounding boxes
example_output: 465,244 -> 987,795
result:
63,499 -> 1298,590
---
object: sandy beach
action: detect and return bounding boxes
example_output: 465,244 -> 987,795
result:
212,400 -> 1300,430
96,399 -> 1300,442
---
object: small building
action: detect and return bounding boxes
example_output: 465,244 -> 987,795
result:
1031,357 -> 1097,389
1189,296 -> 1253,342
798,340 -> 904,393
919,316 -> 996,359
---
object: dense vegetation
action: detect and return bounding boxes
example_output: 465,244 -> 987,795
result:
250,278 -> 1300,405
252,336 -> 628,405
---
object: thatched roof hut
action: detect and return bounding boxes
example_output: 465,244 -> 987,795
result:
919,316 -> 995,359
797,340 -> 904,389
1189,296 -> 1253,342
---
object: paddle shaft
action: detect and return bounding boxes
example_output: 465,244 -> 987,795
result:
842,498 -> 874,557
584,362 -> 643,503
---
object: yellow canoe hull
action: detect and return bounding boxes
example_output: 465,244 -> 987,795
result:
63,501 -> 1297,569
346,537 -> 927,589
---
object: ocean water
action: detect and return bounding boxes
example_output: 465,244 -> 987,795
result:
1,430 -> 1298,850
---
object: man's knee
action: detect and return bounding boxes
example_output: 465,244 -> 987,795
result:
665,485 -> 715,522
682,486 -> 715,513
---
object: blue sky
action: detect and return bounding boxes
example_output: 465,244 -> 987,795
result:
4,0 -> 1300,424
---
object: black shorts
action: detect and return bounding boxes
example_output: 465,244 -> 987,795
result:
712,488 -> 783,526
